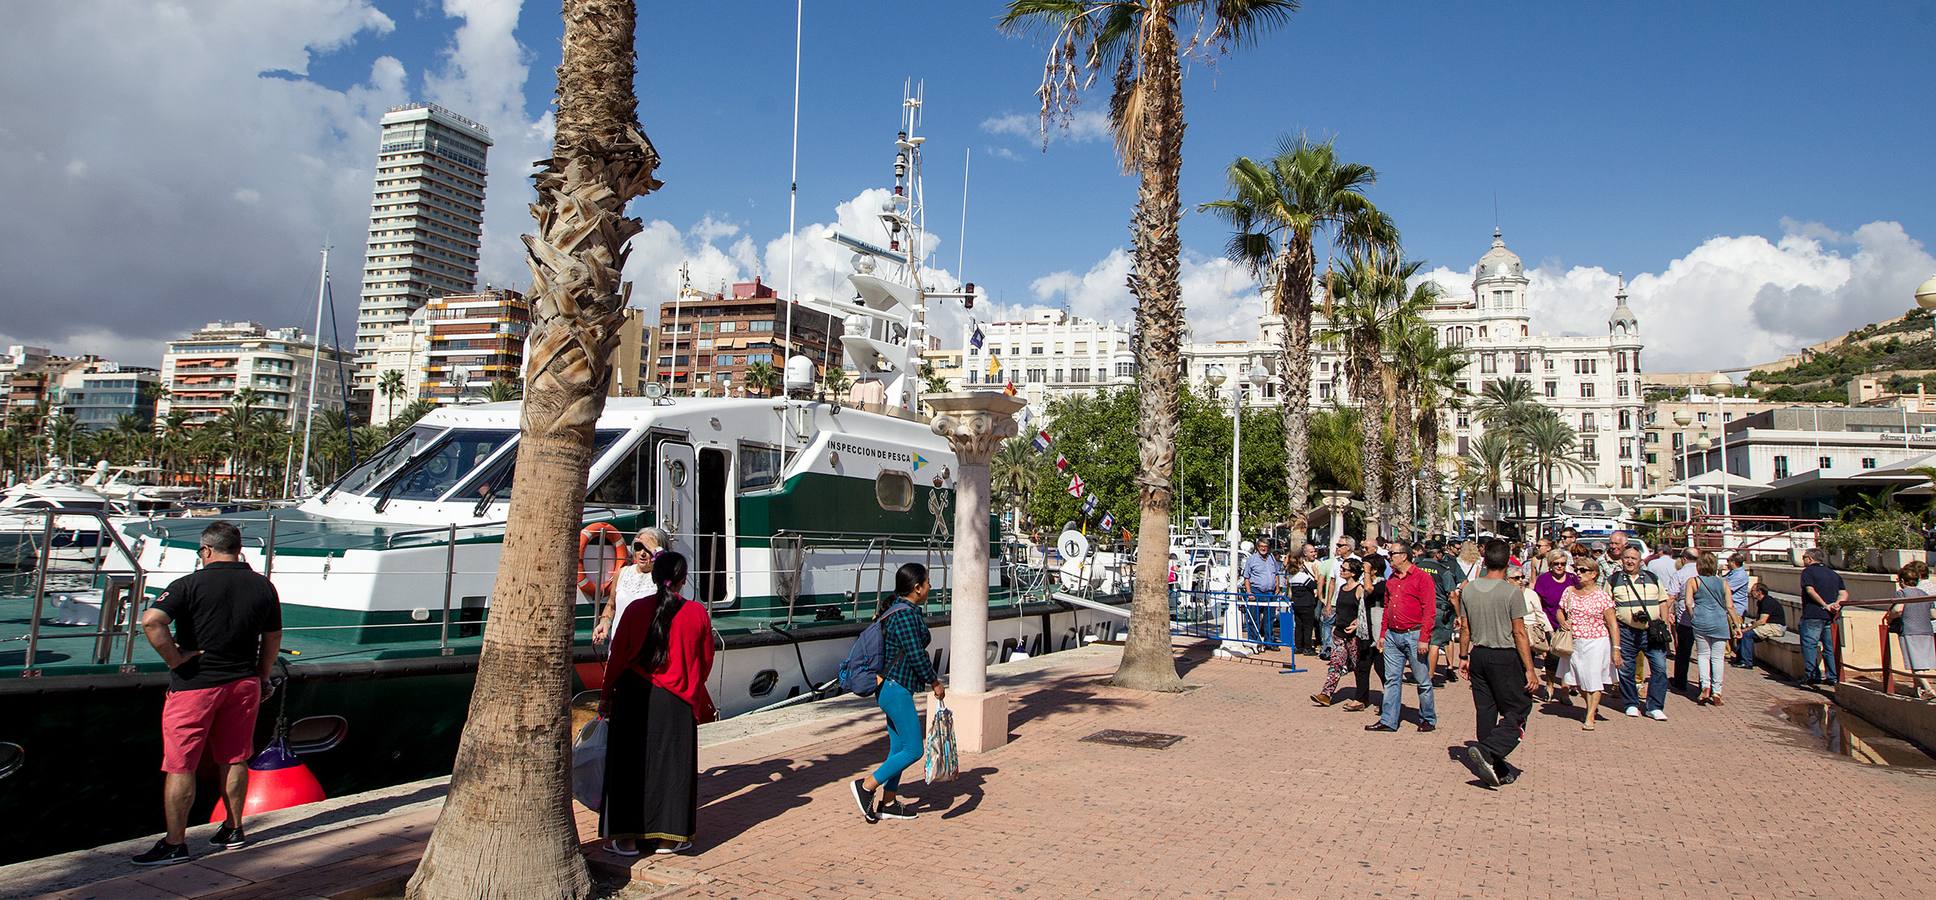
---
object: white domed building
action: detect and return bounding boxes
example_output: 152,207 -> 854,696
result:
1185,228 -> 1647,518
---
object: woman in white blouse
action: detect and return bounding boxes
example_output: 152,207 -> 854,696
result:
594,527 -> 669,644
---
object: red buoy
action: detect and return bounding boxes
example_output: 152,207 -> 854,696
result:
209,738 -> 327,823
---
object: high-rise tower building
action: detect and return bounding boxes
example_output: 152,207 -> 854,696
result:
352,103 -> 492,401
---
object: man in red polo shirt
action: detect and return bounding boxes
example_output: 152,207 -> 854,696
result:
1368,542 -> 1437,733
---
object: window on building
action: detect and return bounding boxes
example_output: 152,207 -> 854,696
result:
1697,412 -> 1708,424
1318,382 -> 1334,401
1030,345 -> 1045,355
1722,412 -> 1733,423
1544,358 -> 1555,372
1620,468 -> 1633,489
1618,409 -> 1633,430
1514,352 -> 1531,374
1619,437 -> 1634,459
1819,456 -> 1832,470
1671,433 -> 1683,451
1115,362 -> 1133,377
1026,368 -> 1047,383
1480,355 -> 1497,374
1479,326 -> 1489,339
1581,438 -> 1599,461
1457,436 -> 1469,456
1617,380 -> 1631,398
1862,457 -> 1877,469
1052,368 -> 1064,382
1646,452 -> 1657,464
1646,431 -> 1658,444
1543,380 -> 1558,398
1455,410 -> 1470,429
1581,412 -> 1595,432
1580,382 -> 1595,399
1773,455 -> 1790,479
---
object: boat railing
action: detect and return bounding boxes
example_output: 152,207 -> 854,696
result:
4,508 -> 153,676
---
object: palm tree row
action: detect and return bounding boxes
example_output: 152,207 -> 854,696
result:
1458,377 -> 1593,534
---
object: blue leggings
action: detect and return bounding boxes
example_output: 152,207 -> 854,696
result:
871,680 -> 922,792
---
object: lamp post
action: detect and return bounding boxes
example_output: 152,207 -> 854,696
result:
1705,373 -> 1735,546
1673,407 -> 1693,547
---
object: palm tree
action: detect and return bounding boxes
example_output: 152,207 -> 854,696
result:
1471,377 -> 1537,518
1380,286 -> 1443,540
1319,249 -> 1421,544
387,399 -> 436,435
154,411 -> 191,485
1001,0 -> 1295,692
820,365 -> 851,400
407,0 -> 660,895
1408,333 -> 1467,536
1200,136 -> 1394,557
1520,408 -> 1593,536
111,414 -> 150,464
483,378 -> 523,403
743,361 -> 780,397
1461,429 -> 1513,527
1307,402 -> 1363,494
992,438 -> 1041,538
919,360 -> 951,396
377,369 -> 407,422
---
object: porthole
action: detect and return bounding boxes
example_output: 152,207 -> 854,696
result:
748,669 -> 779,698
875,471 -> 913,512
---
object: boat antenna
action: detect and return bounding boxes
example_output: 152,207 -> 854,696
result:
957,147 -> 970,282
328,275 -> 355,469
782,0 -> 803,364
295,243 -> 330,497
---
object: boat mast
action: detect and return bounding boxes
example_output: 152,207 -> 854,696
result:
782,0 -> 803,367
294,243 -> 330,497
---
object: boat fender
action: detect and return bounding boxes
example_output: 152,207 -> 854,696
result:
208,737 -> 327,823
577,523 -> 629,597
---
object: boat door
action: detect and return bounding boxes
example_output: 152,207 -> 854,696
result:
657,441 -> 696,556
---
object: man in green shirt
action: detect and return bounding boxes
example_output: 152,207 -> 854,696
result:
1415,540 -> 1466,684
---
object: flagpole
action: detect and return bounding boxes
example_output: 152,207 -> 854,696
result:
295,243 -> 330,497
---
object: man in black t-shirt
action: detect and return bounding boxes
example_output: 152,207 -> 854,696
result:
1737,582 -> 1786,670
1797,548 -> 1846,685
133,521 -> 283,866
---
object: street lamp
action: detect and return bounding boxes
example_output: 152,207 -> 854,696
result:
1706,373 -> 1735,545
1208,362 -> 1268,586
1673,407 -> 1694,546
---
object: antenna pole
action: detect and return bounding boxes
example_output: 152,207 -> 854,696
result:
295,243 -> 330,497
782,0 -> 803,365
957,147 -> 970,280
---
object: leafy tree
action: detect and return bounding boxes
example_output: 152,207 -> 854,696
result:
743,361 -> 780,397
483,378 -> 523,402
820,365 -> 851,399
377,369 -> 407,422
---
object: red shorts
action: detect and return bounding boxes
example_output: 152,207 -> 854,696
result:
160,678 -> 261,773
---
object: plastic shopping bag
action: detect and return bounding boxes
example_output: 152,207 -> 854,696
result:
571,717 -> 608,812
923,699 -> 959,784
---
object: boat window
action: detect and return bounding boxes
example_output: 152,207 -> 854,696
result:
389,429 -> 518,502
875,471 -> 913,512
586,432 -> 653,507
455,429 -> 627,506
336,425 -> 442,496
739,442 -> 781,492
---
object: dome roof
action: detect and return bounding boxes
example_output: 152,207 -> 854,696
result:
1474,227 -> 1524,282
1609,275 -> 1639,332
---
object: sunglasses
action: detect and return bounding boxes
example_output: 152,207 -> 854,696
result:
632,542 -> 649,553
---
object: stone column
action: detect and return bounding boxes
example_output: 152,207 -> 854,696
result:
1319,490 -> 1353,550
927,391 -> 1025,752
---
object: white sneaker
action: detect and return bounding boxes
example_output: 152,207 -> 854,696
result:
1648,709 -> 1668,721
1625,706 -> 1640,718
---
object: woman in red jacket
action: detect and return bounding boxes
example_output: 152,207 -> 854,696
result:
599,550 -> 715,855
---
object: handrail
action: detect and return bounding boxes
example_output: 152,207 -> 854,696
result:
16,507 -> 149,677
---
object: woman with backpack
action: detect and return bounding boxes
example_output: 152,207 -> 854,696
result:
599,551 -> 715,855
1682,550 -> 1741,707
851,563 -> 944,824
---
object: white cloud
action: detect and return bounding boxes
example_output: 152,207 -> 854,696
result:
1415,220 -> 1934,371
985,146 -> 1022,162
1019,247 -> 1266,342
63,159 -> 87,178
980,108 -> 1111,146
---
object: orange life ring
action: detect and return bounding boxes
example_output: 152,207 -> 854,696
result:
577,523 -> 629,596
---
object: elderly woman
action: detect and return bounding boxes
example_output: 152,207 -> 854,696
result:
595,526 -> 670,645
1557,555 -> 1622,730
1532,549 -> 1577,702
1886,560 -> 1936,701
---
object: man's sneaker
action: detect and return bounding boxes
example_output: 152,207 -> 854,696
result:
876,799 -> 918,820
1625,706 -> 1641,718
1364,722 -> 1398,733
1495,761 -> 1523,785
1463,746 -> 1502,788
132,839 -> 188,867
1417,723 -> 1436,734
1648,709 -> 1668,721
210,822 -> 247,849
849,779 -> 879,824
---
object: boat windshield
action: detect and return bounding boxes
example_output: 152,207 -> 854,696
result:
388,429 -> 519,502
452,429 -> 630,507
334,425 -> 443,497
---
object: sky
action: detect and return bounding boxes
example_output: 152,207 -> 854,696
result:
1,1 -> 1932,373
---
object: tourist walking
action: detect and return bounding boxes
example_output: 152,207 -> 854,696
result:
1458,539 -> 1538,788
1886,560 -> 1935,700
851,563 -> 944,823
1609,547 -> 1671,721
1288,559 -> 1321,654
1737,582 -> 1785,669
1313,559 -> 1380,710
133,521 -> 283,866
1240,538 -> 1285,645
1797,548 -> 1847,685
1557,556 -> 1622,730
600,551 -> 714,855
1725,552 -> 1751,661
595,526 -> 669,645
1416,540 -> 1466,685
1368,544 -> 1437,733
1670,549 -> 1700,693
1682,551 -> 1740,706
1532,549 -> 1576,703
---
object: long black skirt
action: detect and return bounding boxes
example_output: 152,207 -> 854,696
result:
598,673 -> 698,842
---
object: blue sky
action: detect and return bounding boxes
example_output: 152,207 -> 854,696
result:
2,1 -> 1932,370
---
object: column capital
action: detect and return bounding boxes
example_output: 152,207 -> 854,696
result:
927,391 -> 1026,465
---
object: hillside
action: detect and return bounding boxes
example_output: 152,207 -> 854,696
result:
1746,306 -> 1935,403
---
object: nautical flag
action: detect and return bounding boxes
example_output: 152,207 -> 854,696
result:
1081,493 -> 1097,517
1066,473 -> 1084,497
1099,511 -> 1115,531
1121,528 -> 1132,543
986,355 -> 1002,377
1018,407 -> 1032,427
912,452 -> 929,471
1055,454 -> 1069,472
1003,381 -> 1017,396
969,326 -> 985,350
1030,430 -> 1051,453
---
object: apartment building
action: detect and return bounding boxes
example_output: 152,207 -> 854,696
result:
157,322 -> 351,426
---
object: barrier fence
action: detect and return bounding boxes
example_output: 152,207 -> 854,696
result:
1170,588 -> 1307,673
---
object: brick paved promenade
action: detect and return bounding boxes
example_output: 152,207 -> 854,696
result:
15,639 -> 1936,899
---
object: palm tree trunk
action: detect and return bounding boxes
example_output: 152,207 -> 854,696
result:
406,2 -> 659,897
1392,384 -> 1416,539
1112,2 -> 1184,693
1352,357 -> 1386,545
1419,408 -> 1442,535
1279,243 -> 1313,556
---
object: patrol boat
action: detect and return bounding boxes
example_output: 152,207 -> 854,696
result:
0,92 -> 1128,865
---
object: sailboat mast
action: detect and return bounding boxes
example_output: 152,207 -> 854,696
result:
782,0 -> 803,366
295,244 -> 330,496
